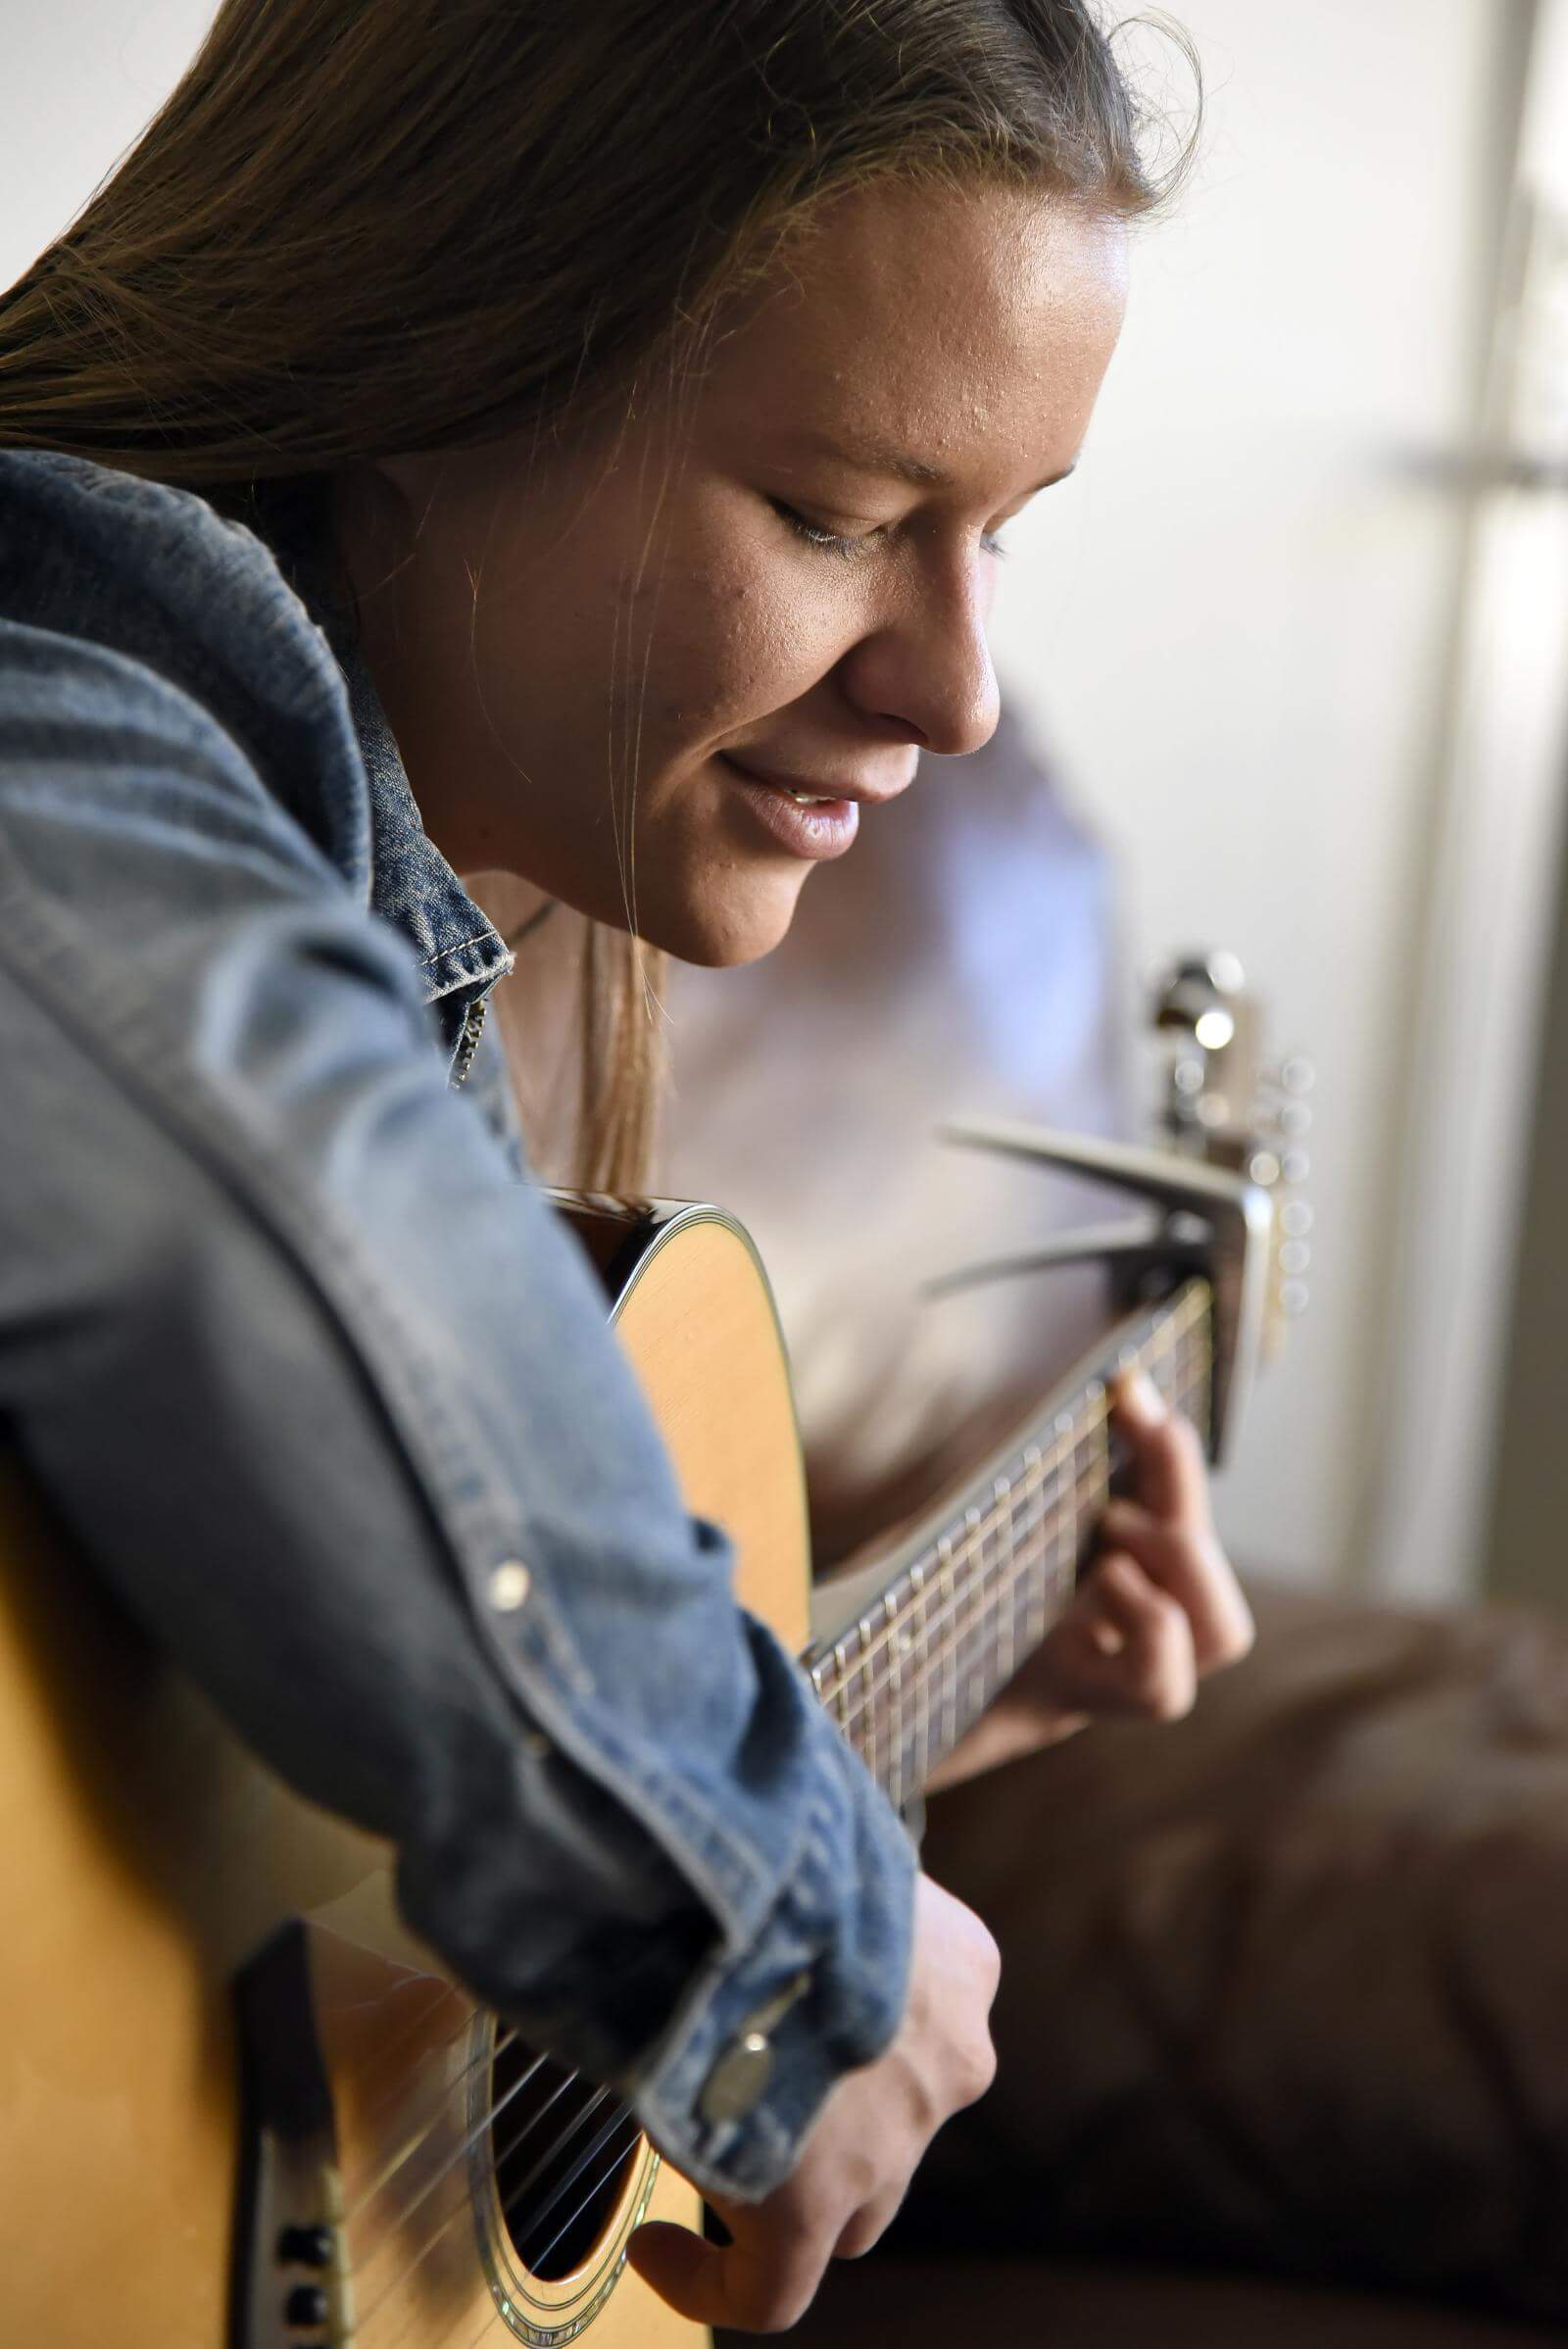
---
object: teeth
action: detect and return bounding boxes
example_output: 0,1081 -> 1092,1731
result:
787,789 -> 829,805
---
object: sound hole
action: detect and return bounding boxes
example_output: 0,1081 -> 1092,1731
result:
490,2035 -> 642,2281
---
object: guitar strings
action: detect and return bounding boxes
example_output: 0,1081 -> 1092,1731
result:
346,1296 -> 1206,2326
507,2094 -> 629,2268
351,2052 -> 575,2336
833,1450 -> 1107,1740
343,1370 -> 1150,2305
811,1299 -> 1201,1718
495,2080 -> 614,2220
354,1452 -> 1165,2337
357,2075 -> 632,2344
332,1464 -> 1063,2250
341,1980 -> 471,2129
341,1346 -> 1132,2201
350,2039 -> 553,2277
340,2020 -> 515,2217
337,1453 -> 1059,2275
832,1312 -> 1207,1770
353,1499 -> 1098,2331
518,2112 -> 647,2276
816,1302 -> 1203,1711
849,1520 -> 1081,1800
830,1459 -> 1086,1738
833,1482 -> 1084,1767
349,1492 -> 1093,2325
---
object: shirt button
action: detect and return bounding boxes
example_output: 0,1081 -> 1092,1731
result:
699,2031 -> 774,2127
697,1970 -> 813,2129
488,1559 -> 532,1611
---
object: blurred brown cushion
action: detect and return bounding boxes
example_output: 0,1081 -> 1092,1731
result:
756,2254 -> 1558,2347
888,1580 -> 1568,2324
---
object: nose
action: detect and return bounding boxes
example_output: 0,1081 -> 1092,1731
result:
835,552 -> 1002,759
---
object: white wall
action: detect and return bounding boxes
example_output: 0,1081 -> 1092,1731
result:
986,0 -> 1524,1588
4,3 -> 1529,1594
3,3 -> 217,285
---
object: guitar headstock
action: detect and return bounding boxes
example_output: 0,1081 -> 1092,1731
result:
1149,949 -> 1313,1368
934,944 -> 1309,1463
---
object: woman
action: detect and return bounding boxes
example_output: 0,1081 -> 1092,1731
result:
0,1 -> 1249,2329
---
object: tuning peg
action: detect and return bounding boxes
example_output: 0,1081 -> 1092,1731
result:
938,1115 -> 1274,1465
1271,1099 -> 1312,1139
1152,948 -> 1246,1004
1258,1052 -> 1314,1090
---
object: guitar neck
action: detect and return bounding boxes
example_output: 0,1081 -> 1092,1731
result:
805,1274 -> 1213,1807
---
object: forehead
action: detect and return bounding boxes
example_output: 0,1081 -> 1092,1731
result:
700,177 -> 1129,478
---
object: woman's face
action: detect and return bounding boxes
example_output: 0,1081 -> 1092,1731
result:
333,178 -> 1128,966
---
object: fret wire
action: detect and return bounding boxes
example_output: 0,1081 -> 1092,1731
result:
871,1363 -> 1142,1790
911,1557 -> 932,1801
938,1532 -> 957,1760
825,1415 -> 1076,1713
864,1617 -> 878,1790
836,1464 -> 1093,1755
812,1280 -> 1212,1713
989,1506 -> 1008,1724
960,1483 -> 1006,1748
1019,1438 -> 1051,1653
840,1484 -> 1088,1770
832,1411 -> 1080,1719
885,1588 -> 906,1812
830,1277 -> 1210,1719
958,1503 -> 983,1732
832,1298 -> 1217,1769
988,1477 -> 1013,1703
998,1472 -> 1020,1694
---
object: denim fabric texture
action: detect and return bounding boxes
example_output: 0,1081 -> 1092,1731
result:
0,447 -> 914,2199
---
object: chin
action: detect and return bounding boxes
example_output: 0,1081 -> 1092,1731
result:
639,870 -> 809,969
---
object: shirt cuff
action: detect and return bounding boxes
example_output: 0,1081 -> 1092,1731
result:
625,1735 -> 918,2201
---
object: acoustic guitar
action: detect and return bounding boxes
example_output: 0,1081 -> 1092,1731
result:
0,952 -> 1307,2346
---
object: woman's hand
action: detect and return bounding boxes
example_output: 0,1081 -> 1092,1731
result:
627,1872 -> 999,2332
926,1367 -> 1254,1789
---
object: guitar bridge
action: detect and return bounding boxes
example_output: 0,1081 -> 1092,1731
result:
231,1924 -> 354,2347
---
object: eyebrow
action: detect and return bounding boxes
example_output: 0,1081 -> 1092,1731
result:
791,427 -> 1077,498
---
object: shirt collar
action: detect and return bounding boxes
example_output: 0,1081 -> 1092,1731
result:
251,479 -> 514,1017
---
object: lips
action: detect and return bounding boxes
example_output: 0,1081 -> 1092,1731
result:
717,752 -> 909,807
717,755 -> 863,862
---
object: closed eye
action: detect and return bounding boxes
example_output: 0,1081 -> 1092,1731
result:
771,497 -> 1008,563
768,498 -> 875,560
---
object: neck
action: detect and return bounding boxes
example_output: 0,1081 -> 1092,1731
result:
462,867 -> 558,952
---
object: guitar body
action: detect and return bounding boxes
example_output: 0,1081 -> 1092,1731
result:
0,1199 -> 810,2349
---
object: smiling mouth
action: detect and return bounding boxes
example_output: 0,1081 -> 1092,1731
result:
715,753 -> 863,861
718,751 -> 906,807
718,752 -> 854,807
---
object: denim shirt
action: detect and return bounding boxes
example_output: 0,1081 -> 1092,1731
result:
0,446 -> 914,2200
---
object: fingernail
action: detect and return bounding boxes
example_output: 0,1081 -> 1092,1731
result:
1117,1368 -> 1167,1421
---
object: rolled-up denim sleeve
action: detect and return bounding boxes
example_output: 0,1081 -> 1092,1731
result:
0,619 -> 914,2201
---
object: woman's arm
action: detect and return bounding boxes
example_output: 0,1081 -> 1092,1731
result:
0,609 -> 913,2205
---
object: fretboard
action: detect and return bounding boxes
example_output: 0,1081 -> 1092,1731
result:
805,1275 -> 1212,1807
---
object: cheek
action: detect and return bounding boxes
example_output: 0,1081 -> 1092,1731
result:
633,543 -> 853,746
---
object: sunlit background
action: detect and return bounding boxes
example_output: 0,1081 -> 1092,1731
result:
9,1 -> 1566,1612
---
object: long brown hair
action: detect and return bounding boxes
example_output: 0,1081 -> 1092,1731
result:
0,1 -> 1197,1189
